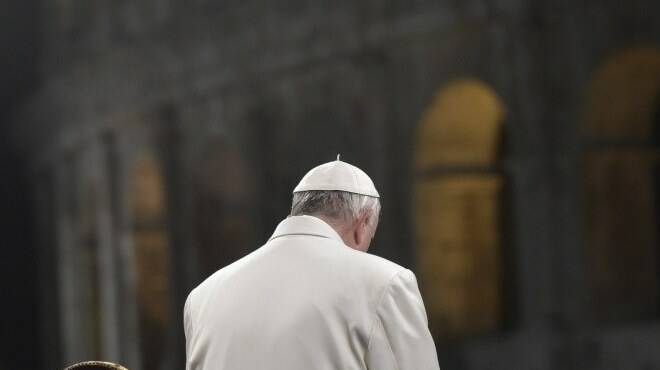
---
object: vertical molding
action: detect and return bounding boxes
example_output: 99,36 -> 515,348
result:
54,155 -> 84,364
156,106 -> 187,370
34,167 -> 62,369
92,137 -> 121,360
114,127 -> 142,370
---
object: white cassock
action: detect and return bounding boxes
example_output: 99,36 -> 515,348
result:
184,215 -> 440,370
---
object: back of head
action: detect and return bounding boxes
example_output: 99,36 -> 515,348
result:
291,156 -> 380,225
291,157 -> 381,250
290,190 -> 380,228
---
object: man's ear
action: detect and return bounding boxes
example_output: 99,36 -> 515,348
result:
352,212 -> 370,247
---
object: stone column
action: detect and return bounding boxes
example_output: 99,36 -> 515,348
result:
54,155 -> 86,364
113,127 -> 143,370
33,166 -> 62,369
90,138 -> 121,361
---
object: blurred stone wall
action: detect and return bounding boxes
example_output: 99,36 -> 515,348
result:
11,1 -> 660,370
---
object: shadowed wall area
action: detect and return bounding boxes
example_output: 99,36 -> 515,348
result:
0,1 -> 40,370
2,1 -> 660,370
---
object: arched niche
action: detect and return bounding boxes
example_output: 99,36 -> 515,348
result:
129,154 -> 171,370
581,46 -> 660,321
414,78 -> 508,339
192,140 -> 254,279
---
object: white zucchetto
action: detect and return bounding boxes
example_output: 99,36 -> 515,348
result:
293,155 -> 380,198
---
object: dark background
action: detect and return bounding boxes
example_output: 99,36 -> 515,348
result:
1,1 -> 660,370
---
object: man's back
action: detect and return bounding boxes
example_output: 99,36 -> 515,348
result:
184,216 -> 440,370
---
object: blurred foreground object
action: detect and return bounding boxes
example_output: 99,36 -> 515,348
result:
63,361 -> 128,370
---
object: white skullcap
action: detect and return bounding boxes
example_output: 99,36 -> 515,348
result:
293,155 -> 380,198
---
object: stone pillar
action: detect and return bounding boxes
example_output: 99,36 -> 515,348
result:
113,127 -> 143,370
89,138 -> 121,361
33,167 -> 62,369
55,155 -> 87,364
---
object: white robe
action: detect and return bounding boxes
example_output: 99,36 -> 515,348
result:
184,215 -> 440,370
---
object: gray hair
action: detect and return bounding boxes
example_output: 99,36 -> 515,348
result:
291,190 -> 381,226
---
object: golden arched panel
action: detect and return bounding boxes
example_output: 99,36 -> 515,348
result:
416,79 -> 505,170
582,46 -> 660,321
416,176 -> 503,336
583,47 -> 660,139
415,79 -> 506,338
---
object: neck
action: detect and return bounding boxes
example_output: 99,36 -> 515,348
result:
308,214 -> 357,249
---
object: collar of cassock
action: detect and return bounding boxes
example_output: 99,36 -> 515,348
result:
268,215 -> 343,244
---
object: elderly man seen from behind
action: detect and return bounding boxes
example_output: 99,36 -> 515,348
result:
184,157 -> 440,370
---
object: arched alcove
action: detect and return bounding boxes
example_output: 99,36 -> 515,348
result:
129,154 -> 171,370
581,46 -> 660,321
414,78 -> 508,338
